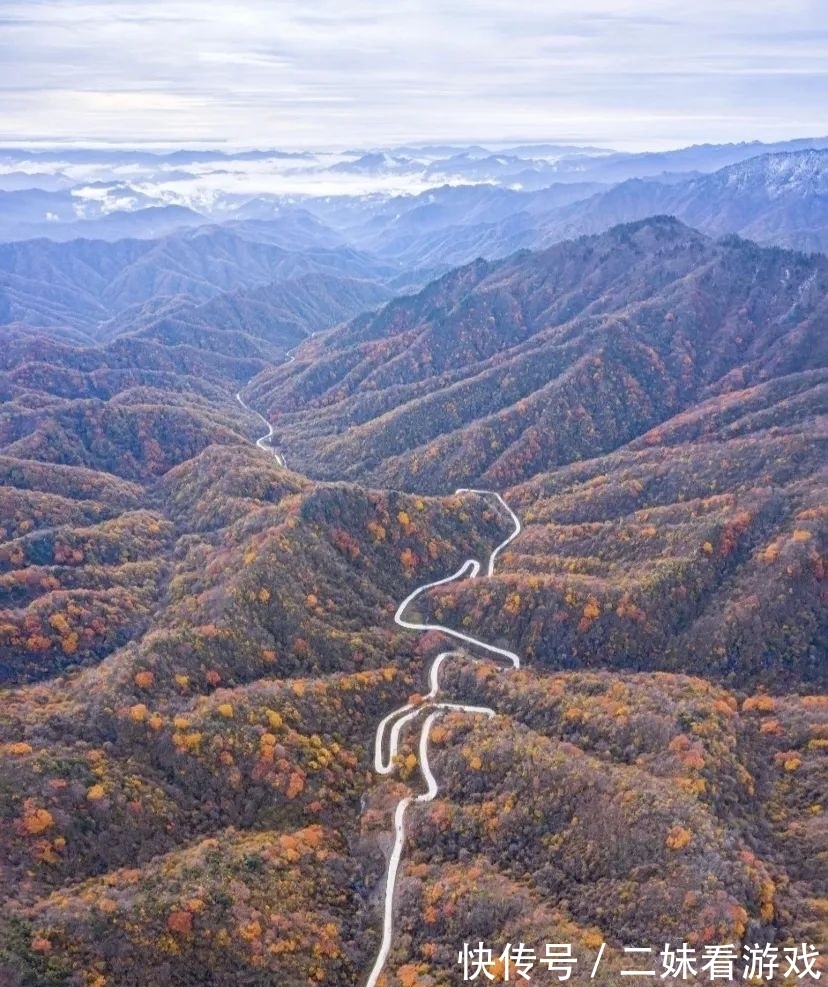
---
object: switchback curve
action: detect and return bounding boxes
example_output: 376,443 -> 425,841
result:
232,370 -> 522,987
365,488 -> 521,987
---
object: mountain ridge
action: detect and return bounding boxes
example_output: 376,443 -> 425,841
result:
251,217 -> 827,490
0,200 -> 824,987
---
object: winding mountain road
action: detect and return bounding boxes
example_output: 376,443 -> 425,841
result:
235,388 -> 287,468
234,361 -> 522,987
365,488 -> 521,987
235,341 -> 302,468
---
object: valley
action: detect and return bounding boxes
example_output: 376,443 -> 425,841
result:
0,138 -> 825,987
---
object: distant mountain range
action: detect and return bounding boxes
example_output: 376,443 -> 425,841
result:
319,148 -> 828,264
1,143 -> 827,354
1,136 -> 827,248
536,149 -> 828,254
0,226 -> 404,347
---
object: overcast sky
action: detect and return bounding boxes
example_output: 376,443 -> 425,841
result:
0,0 -> 825,149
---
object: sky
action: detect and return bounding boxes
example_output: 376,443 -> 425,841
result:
0,0 -> 826,150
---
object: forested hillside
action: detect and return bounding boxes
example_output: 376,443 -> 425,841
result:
253,218 -> 826,492
243,220 -> 826,688
0,217 -> 824,986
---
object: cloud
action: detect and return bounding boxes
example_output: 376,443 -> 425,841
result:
0,0 -> 825,148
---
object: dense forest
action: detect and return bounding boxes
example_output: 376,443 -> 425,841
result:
0,219 -> 824,985
252,220 -> 826,687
